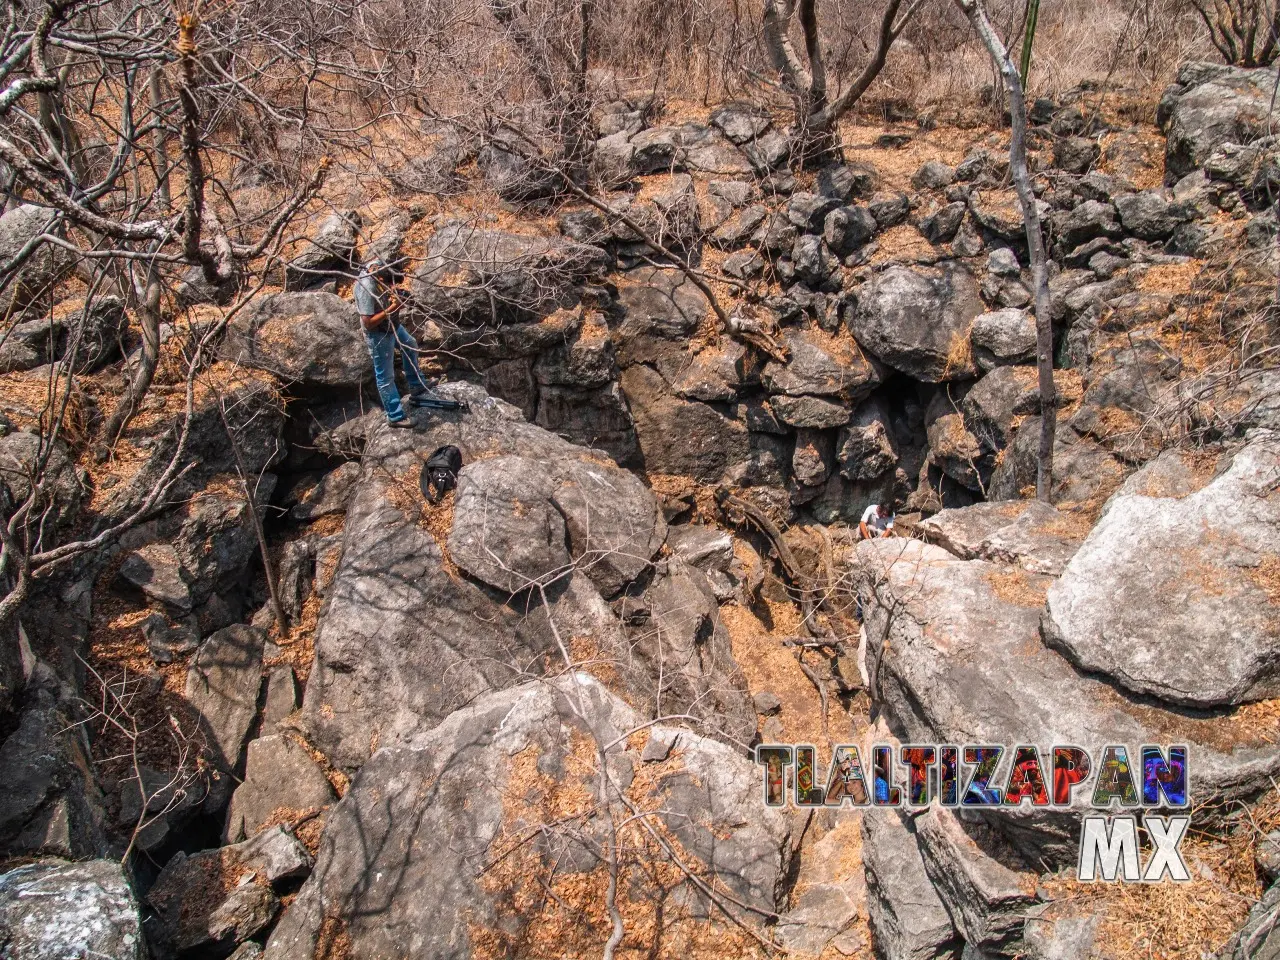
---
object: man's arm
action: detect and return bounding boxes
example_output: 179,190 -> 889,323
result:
859,521 -> 871,540
360,293 -> 404,331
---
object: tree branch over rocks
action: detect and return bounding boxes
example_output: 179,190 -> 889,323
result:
954,0 -> 1056,500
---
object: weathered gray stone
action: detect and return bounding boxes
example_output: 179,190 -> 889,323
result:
0,205 -> 70,318
284,211 -> 359,290
1044,435 -> 1280,707
824,205 -> 879,254
712,204 -> 769,247
0,689 -> 107,859
185,625 -> 265,773
987,418 -> 1127,504
764,329 -> 881,400
223,291 -> 370,387
208,883 -> 279,944
971,309 -> 1036,371
913,161 -> 955,190
1115,190 -> 1179,240
770,394 -> 851,429
0,859 -> 143,960
224,735 -> 335,843
300,383 -> 749,769
412,222 -> 608,326
928,412 -> 988,491
1159,62 -> 1280,182
449,455 -> 572,593
668,524 -> 733,572
915,804 -> 1038,953
0,432 -> 85,544
851,264 -> 983,382
837,397 -> 898,481
622,364 -> 750,481
290,462 -> 360,521
852,537 -> 1280,864
266,677 -> 790,960
1053,136 -> 1099,174
921,202 -> 966,243
149,827 -> 311,952
863,809 -> 962,960
1216,881 -> 1280,960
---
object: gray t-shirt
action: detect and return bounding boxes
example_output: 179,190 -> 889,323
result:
353,269 -> 387,319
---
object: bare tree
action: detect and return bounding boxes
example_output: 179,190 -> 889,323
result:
761,0 -> 928,161
953,0 -> 1055,501
1190,0 -> 1280,66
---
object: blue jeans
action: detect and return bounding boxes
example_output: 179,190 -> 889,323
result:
365,322 -> 431,422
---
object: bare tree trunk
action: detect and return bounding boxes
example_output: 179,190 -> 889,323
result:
104,67 -> 171,446
762,0 -> 923,164
954,0 -> 1056,501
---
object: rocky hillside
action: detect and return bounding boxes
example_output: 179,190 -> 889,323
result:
1,60 -> 1279,960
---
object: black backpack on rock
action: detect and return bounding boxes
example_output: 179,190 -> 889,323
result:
420,445 -> 463,503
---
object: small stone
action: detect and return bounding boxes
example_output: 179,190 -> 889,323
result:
876,133 -> 913,149
1054,136 -> 1100,174
869,192 -> 910,229
818,165 -> 875,201
118,544 -> 191,613
722,250 -> 765,280
986,247 -> 1021,276
921,202 -> 966,243
207,883 -> 278,944
641,733 -> 675,763
1256,830 -> 1280,883
709,179 -> 753,206
911,160 -> 955,190
140,612 -> 200,664
753,691 -> 782,716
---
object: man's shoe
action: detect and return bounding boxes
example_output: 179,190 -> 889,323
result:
387,418 -> 414,429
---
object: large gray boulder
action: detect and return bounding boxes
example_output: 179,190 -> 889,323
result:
1044,435 -> 1280,708
0,297 -> 127,374
837,396 -> 898,481
224,734 -> 336,843
763,328 -> 881,401
222,291 -> 370,388
863,809 -> 962,960
412,221 -> 608,326
0,686 -> 108,860
620,363 -> 750,482
1159,62 -> 1280,183
851,264 -> 983,382
970,309 -> 1036,371
852,536 -> 1280,863
987,417 -> 1127,504
267,676 -> 790,960
299,383 -> 751,771
0,205 -> 70,318
185,625 -> 266,775
0,431 -> 86,544
1068,338 -> 1181,449
612,267 -> 710,374
283,210 -> 360,290
0,859 -> 143,960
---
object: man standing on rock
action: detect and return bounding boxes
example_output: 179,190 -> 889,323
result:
354,257 -> 455,428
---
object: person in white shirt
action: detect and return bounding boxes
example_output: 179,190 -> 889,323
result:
860,502 -> 895,540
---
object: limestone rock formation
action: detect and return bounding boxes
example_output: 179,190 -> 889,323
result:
267,676 -> 790,960
1044,434 -> 1280,707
